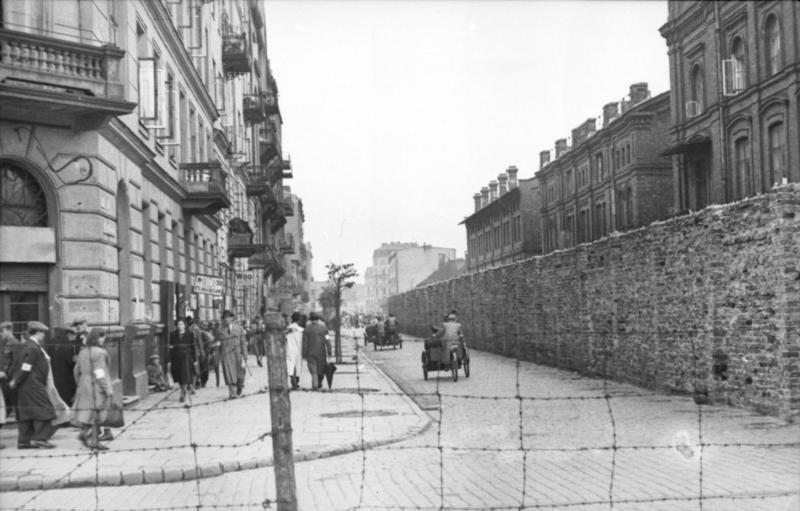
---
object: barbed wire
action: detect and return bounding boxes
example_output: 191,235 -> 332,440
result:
3,332 -> 797,511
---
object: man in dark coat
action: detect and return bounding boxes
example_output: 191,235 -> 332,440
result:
0,321 -> 21,419
47,326 -> 80,405
301,312 -> 330,390
9,321 -> 57,449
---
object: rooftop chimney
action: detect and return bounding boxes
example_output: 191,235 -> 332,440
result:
555,138 -> 569,159
540,150 -> 551,169
629,82 -> 649,105
507,166 -> 519,188
602,102 -> 619,127
480,186 -> 489,207
497,174 -> 508,195
571,118 -> 597,148
473,193 -> 482,212
488,180 -> 498,202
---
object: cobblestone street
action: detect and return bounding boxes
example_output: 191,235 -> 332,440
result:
1,334 -> 798,510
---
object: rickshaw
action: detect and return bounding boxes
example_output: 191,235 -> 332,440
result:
421,328 -> 470,381
373,327 -> 402,350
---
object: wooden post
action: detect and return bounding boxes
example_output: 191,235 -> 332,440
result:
334,285 -> 342,363
264,310 -> 297,511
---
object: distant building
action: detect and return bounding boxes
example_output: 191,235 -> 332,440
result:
416,258 -> 467,288
660,1 -> 799,212
365,242 -> 456,312
537,84 -> 673,253
341,283 -> 368,314
462,166 -> 543,272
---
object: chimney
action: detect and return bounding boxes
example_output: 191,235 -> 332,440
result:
555,138 -> 569,159
507,166 -> 519,188
602,102 -> 619,127
480,186 -> 489,207
498,173 -> 508,195
488,180 -> 498,202
571,118 -> 597,147
539,150 -> 551,169
629,82 -> 649,105
473,193 -> 482,212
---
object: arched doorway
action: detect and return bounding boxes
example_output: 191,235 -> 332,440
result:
0,160 -> 55,337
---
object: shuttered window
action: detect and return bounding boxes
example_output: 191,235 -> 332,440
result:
0,264 -> 49,291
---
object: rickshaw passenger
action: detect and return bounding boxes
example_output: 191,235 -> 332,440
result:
436,313 -> 463,364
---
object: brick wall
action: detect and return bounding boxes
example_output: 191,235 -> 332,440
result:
389,184 -> 800,419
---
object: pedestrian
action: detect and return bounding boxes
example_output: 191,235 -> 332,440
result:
207,321 -> 222,387
185,316 -> 206,389
48,326 -> 80,407
146,354 -> 171,392
302,312 -> 330,391
285,312 -> 304,390
385,313 -> 400,344
9,321 -> 57,449
250,318 -> 266,367
216,310 -> 248,399
0,321 -> 20,427
196,321 -> 215,388
72,318 -> 90,347
169,319 -> 197,403
435,312 -> 464,365
72,328 -> 112,451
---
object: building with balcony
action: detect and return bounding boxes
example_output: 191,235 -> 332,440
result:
0,0 -> 292,403
462,166 -> 543,272
537,84 -> 673,253
660,1 -> 799,212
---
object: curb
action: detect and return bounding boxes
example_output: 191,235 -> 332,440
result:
0,336 -> 431,491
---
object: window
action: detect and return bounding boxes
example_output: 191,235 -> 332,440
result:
565,169 -> 573,194
690,64 -> 704,111
137,25 -> 158,121
595,153 -> 604,181
727,37 -> 746,93
764,14 -> 781,77
768,122 -> 785,186
0,163 -> 48,227
625,187 -> 633,227
733,137 -> 750,199
626,144 -> 631,165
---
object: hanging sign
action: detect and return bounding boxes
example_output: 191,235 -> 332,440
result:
192,275 -> 224,296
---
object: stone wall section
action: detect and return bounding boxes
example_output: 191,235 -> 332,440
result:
389,184 -> 800,419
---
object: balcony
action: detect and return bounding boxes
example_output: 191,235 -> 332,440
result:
242,94 -> 265,123
280,157 -> 293,180
0,29 -> 136,129
259,126 -> 280,162
263,90 -> 279,115
179,162 -> 231,216
245,165 -> 271,197
280,235 -> 296,255
228,233 -> 265,259
279,197 -> 294,217
222,33 -> 250,74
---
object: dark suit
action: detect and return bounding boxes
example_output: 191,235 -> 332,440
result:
11,338 -> 56,445
302,322 -> 330,390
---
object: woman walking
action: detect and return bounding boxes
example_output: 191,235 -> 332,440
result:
169,319 -> 197,403
72,328 -> 111,450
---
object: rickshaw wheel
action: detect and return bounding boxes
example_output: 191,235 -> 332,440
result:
422,352 -> 429,380
463,352 -> 470,378
450,351 -> 458,382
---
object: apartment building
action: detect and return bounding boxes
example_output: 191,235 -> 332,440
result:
537,84 -> 673,253
0,0 -> 292,400
462,166 -> 543,272
660,1 -> 799,211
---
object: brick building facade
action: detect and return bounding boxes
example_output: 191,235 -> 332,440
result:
462,166 -> 542,272
537,85 -> 673,253
0,0 -> 294,401
660,1 -> 800,212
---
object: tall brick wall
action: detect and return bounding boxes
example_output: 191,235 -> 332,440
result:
389,184 -> 800,419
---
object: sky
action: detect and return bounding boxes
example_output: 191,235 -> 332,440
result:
263,0 -> 671,282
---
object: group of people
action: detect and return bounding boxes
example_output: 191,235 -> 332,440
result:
0,319 -> 117,451
361,313 -> 401,345
283,311 -> 333,391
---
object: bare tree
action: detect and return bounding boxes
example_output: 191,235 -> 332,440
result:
326,262 -> 358,363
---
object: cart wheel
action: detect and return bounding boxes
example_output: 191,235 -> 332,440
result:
450,351 -> 458,382
463,352 -> 470,378
422,352 -> 429,380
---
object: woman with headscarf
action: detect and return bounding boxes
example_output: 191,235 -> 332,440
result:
72,328 -> 112,450
169,319 -> 197,402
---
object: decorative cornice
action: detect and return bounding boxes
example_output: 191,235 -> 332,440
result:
141,0 -> 218,121
101,119 -> 156,169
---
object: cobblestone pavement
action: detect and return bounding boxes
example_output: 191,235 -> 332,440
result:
1,333 -> 798,510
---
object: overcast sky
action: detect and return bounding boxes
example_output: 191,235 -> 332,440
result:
263,0 -> 670,282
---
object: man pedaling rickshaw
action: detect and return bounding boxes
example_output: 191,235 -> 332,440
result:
430,312 -> 463,364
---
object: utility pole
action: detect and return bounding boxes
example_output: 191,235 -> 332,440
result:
264,308 -> 297,511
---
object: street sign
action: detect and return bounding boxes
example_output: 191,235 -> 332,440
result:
236,270 -> 257,287
192,275 -> 224,296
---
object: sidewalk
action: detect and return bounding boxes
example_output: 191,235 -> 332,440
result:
0,332 -> 430,491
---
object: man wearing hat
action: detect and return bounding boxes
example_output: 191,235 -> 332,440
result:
216,310 -> 248,399
48,325 -> 81,406
8,321 -> 57,449
146,354 -> 171,392
72,318 -> 89,347
301,312 -> 331,391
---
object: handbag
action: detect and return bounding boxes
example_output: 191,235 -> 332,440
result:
103,399 -> 125,428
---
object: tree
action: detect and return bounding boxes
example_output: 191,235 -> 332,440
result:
317,285 -> 337,321
326,262 -> 358,363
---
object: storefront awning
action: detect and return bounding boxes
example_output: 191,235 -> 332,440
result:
661,137 -> 711,156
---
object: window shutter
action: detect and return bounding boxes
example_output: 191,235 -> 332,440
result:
0,264 -> 49,292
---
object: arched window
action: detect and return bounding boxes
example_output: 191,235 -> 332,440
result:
767,122 -> 786,186
690,64 -> 704,109
0,162 -> 48,227
733,137 -> 750,200
764,14 -> 781,77
730,37 -> 746,90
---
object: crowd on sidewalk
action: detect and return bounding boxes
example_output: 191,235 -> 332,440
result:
0,309 -> 339,453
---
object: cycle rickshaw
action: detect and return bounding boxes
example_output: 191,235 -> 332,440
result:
421,328 -> 470,381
